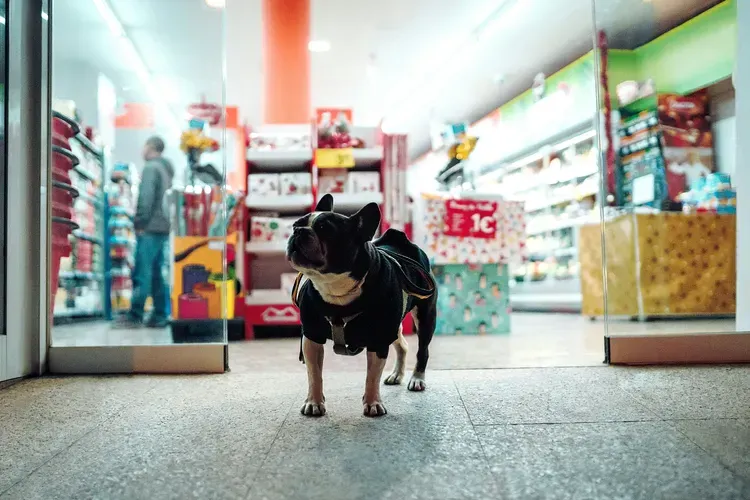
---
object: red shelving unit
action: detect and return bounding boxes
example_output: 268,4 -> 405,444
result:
241,122 -> 412,339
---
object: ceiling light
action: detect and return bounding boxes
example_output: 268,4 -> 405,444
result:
308,40 -> 331,53
0,16 -> 5,25
205,0 -> 225,8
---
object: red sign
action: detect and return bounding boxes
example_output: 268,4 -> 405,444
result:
443,199 -> 497,239
114,103 -> 154,129
315,108 -> 353,125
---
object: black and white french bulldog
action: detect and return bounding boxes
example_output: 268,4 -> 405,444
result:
286,194 -> 437,417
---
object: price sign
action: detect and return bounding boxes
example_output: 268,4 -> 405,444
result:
316,148 -> 355,168
443,199 -> 498,239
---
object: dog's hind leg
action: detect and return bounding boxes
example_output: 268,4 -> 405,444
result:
384,324 -> 407,385
408,300 -> 436,392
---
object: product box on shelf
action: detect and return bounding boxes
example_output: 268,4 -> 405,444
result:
250,216 -> 294,242
248,173 -> 280,196
346,172 -> 380,193
433,264 -> 511,335
318,169 -> 348,194
279,173 -> 312,196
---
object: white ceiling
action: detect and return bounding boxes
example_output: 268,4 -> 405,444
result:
52,0 -> 721,158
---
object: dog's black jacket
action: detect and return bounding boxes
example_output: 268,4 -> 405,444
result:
294,229 -> 435,359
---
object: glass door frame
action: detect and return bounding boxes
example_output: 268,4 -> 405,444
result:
40,0 -> 226,374
597,0 -> 750,365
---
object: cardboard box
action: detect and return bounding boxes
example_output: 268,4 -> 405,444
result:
248,173 -> 280,196
347,172 -> 380,193
318,169 -> 348,194
280,173 -> 312,196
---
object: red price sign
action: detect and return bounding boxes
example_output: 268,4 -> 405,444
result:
443,199 -> 497,239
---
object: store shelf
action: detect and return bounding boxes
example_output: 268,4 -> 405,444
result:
59,271 -> 103,281
509,278 -> 582,312
325,192 -> 384,212
352,147 -> 383,167
246,149 -> 313,169
53,308 -> 104,318
245,289 -> 292,305
73,135 -> 103,158
73,166 -> 99,183
245,193 -> 313,213
526,215 -> 595,236
246,240 -> 287,255
73,231 -> 102,245
525,185 -> 598,212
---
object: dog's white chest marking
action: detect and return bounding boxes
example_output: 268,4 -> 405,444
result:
296,267 -> 363,306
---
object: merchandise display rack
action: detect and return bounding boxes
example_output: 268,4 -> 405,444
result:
51,111 -> 108,323
105,162 -> 137,320
242,122 -> 400,339
475,127 -> 598,312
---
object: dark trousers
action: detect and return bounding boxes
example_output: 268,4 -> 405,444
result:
129,233 -> 169,322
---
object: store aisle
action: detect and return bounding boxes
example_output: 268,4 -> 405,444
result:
1,363 -> 748,499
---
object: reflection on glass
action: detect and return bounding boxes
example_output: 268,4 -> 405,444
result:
592,0 -> 738,335
50,0 -> 228,347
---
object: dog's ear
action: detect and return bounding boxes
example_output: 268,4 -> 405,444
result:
315,193 -> 334,212
350,202 -> 381,241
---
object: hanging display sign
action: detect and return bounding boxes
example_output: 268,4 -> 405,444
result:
114,103 -> 154,129
443,199 -> 498,239
315,147 -> 355,168
315,108 -> 353,125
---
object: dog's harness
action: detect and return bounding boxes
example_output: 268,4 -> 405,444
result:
291,248 -> 436,363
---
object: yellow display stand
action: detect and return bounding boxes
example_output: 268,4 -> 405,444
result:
579,212 -> 735,318
172,233 -> 238,319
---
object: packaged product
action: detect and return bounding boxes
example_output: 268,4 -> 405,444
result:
248,174 -> 280,197
346,172 -> 381,193
250,216 -> 294,242
279,173 -> 312,196
318,169 -> 348,194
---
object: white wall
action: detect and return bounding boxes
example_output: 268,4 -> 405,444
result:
736,0 -> 749,332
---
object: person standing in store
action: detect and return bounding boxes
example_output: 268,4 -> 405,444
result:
116,136 -> 174,328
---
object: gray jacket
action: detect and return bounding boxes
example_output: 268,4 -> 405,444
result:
135,157 -> 174,234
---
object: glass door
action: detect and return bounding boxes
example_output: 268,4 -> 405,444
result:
45,0 -> 230,373
591,0 -> 750,364
0,0 -> 7,382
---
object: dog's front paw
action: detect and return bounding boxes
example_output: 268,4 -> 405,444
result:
362,398 -> 388,417
300,398 -> 327,417
407,372 -> 426,392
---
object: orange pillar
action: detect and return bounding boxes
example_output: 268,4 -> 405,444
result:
262,0 -> 310,124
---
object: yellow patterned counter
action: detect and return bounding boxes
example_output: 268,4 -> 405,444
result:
579,212 -> 735,318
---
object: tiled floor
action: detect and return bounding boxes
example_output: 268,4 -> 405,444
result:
1,357 -> 749,499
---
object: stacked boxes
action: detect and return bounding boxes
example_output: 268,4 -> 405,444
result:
248,173 -> 312,197
433,264 -> 511,335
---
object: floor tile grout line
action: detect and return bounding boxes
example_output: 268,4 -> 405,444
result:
242,390 -> 302,500
0,395 -> 145,497
451,373 -> 503,492
666,418 -> 750,484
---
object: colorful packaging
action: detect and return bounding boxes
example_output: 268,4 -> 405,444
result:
250,216 -> 294,242
318,169 -> 348,194
433,263 -> 511,335
346,172 -> 381,193
248,174 -> 280,197
280,173 -> 312,196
